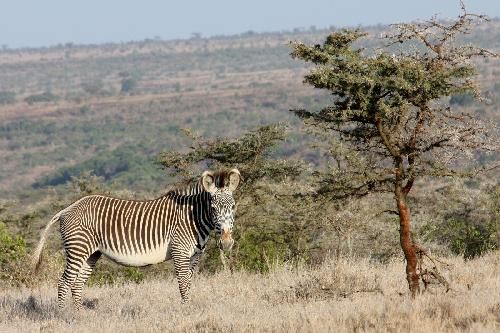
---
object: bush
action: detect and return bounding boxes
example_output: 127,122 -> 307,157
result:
0,222 -> 28,286
234,227 -> 290,272
24,91 -> 59,105
81,80 -> 104,95
449,92 -> 475,106
419,183 -> 498,259
0,223 -> 26,264
0,91 -> 16,105
423,218 -> 496,259
120,78 -> 137,94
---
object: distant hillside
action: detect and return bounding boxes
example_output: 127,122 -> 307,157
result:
0,20 -> 499,198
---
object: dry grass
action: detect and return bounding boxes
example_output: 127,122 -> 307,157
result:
1,252 -> 498,332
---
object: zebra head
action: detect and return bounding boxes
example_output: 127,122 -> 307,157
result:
201,169 -> 240,251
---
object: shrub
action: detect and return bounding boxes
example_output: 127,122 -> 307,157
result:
234,227 -> 290,272
81,80 -> 104,95
0,91 -> 16,105
0,222 -> 28,286
420,183 -> 499,259
0,223 -> 26,264
24,91 -> 59,105
120,78 -> 137,94
423,218 -> 496,259
449,92 -> 475,106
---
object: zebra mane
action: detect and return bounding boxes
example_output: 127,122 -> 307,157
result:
167,181 -> 205,196
165,170 -> 236,196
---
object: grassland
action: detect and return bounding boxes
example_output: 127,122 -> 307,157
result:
1,252 -> 499,332
0,19 -> 499,333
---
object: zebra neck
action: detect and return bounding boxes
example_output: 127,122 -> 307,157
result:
166,189 -> 215,238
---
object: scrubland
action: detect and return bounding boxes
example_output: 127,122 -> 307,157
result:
1,252 -> 498,332
1,17 -> 499,333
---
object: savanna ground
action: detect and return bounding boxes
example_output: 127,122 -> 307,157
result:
1,15 -> 499,333
1,252 -> 499,332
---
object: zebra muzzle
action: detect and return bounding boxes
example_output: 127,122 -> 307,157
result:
219,230 -> 234,251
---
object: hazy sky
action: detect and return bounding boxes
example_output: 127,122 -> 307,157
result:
1,0 -> 499,48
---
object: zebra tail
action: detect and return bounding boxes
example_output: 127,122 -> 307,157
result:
31,210 -> 63,273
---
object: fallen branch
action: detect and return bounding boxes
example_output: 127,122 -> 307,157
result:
415,245 -> 452,293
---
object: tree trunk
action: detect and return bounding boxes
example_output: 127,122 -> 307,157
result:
396,189 -> 420,297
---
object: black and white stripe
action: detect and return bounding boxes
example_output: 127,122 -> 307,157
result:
32,169 -> 240,309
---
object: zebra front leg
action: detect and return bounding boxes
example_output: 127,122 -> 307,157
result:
71,251 -> 101,310
173,254 -> 193,303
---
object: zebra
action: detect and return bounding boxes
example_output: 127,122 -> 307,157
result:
31,169 -> 240,309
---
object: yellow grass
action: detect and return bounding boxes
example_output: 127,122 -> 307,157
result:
1,252 -> 498,332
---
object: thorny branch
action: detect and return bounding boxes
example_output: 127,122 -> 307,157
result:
415,245 -> 452,293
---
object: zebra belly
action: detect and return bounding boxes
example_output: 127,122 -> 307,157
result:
100,241 -> 171,267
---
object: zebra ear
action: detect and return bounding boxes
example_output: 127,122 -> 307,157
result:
228,169 -> 240,192
201,171 -> 216,193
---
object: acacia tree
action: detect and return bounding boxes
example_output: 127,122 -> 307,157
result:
158,125 -> 303,191
290,7 -> 498,295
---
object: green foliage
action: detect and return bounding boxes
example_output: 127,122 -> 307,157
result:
158,124 -> 304,187
0,91 -> 16,105
0,222 -> 26,265
233,227 -> 289,272
450,92 -> 475,106
88,269 -> 117,286
290,18 -> 497,214
81,80 -> 105,96
0,222 -> 28,285
88,266 -> 145,286
120,77 -> 138,94
34,144 -> 164,190
70,171 -> 107,195
422,218 -> 496,259
79,105 -> 91,114
200,214 -> 310,273
290,22 -> 496,199
24,91 -> 59,105
123,267 -> 145,284
419,182 -> 499,259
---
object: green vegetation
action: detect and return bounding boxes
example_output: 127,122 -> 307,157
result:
34,144 -> 164,189
449,92 -> 475,106
0,91 -> 16,104
120,77 -> 138,94
420,183 -> 499,259
81,79 -> 112,96
430,218 -> 496,259
24,91 -> 59,104
0,222 -> 27,283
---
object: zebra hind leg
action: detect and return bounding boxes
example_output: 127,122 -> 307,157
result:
71,251 -> 102,310
57,271 -> 72,309
57,246 -> 93,309
58,262 -> 84,309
